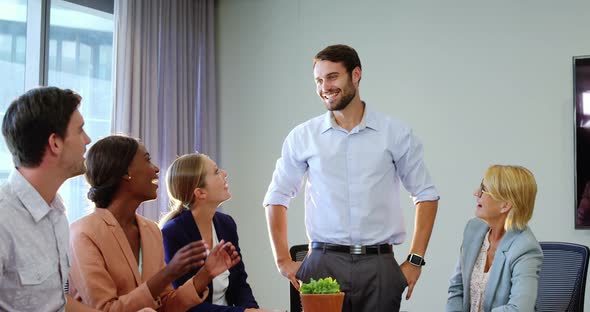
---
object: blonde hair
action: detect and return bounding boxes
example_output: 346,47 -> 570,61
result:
158,153 -> 208,227
483,165 -> 537,231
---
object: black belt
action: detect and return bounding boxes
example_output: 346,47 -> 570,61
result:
311,242 -> 392,255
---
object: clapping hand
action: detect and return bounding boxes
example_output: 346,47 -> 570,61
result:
203,239 -> 241,278
148,240 -> 208,298
165,240 -> 209,279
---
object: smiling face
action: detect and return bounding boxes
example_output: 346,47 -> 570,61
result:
126,144 -> 160,202
314,60 -> 360,111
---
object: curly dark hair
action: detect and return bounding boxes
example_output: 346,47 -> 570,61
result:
85,135 -> 139,208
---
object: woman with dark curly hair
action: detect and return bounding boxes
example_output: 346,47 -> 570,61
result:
68,135 -> 241,312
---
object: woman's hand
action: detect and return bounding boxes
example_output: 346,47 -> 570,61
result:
147,240 -> 208,299
192,240 -> 241,293
202,240 -> 241,278
165,240 -> 208,280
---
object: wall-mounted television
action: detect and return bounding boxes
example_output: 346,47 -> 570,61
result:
574,56 -> 590,229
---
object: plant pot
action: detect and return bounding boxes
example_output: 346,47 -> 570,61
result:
300,292 -> 345,312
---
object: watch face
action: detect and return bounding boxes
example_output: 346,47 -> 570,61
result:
408,254 -> 425,266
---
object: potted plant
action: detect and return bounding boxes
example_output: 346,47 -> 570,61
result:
299,277 -> 345,312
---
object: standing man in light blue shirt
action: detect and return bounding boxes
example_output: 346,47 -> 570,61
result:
0,87 -> 94,311
263,44 -> 439,312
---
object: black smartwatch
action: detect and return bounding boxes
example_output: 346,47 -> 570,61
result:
407,253 -> 426,267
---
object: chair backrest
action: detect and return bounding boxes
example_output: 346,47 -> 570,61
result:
536,241 -> 590,312
290,244 -> 309,312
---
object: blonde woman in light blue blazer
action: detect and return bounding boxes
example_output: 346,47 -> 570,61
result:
446,165 -> 543,312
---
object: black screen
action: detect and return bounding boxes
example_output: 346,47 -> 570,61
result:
574,56 -> 590,228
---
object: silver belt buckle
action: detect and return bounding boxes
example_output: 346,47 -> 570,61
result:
350,245 -> 366,255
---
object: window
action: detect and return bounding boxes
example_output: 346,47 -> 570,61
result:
0,0 -> 27,183
0,0 -> 114,222
49,0 -> 113,222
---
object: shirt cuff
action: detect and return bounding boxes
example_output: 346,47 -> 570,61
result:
176,277 -> 209,307
412,187 -> 440,205
263,193 -> 291,208
137,283 -> 162,309
413,195 -> 440,205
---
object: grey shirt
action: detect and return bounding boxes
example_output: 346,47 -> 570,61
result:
0,170 -> 69,312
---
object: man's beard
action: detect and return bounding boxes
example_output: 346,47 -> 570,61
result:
324,79 -> 356,111
68,161 -> 87,178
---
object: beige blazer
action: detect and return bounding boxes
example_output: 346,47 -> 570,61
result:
68,208 -> 207,311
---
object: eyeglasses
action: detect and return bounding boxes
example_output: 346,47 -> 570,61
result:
476,180 -> 491,198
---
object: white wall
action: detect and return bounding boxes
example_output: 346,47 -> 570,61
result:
216,1 -> 590,310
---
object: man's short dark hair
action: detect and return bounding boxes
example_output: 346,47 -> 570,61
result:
313,44 -> 362,77
2,86 -> 81,168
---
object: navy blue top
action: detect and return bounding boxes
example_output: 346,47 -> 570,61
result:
161,209 -> 259,312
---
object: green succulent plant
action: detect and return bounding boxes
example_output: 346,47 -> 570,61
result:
299,277 -> 341,294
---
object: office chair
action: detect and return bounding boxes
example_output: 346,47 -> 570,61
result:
536,241 -> 589,312
290,244 -> 309,312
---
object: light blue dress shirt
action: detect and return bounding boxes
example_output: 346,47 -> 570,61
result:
263,105 -> 439,245
0,170 -> 69,312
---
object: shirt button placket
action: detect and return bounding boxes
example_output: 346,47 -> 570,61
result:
347,133 -> 359,243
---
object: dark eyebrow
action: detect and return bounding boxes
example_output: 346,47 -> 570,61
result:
315,71 -> 339,81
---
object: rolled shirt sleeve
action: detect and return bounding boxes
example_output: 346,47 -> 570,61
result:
263,126 -> 309,208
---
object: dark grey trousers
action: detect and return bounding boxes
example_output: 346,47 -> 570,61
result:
296,248 -> 408,312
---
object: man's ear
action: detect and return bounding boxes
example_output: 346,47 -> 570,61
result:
47,133 -> 63,156
193,187 -> 207,201
352,66 -> 362,85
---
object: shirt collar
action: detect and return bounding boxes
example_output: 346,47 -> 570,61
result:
320,111 -> 333,133
94,207 -> 148,229
8,169 -> 65,223
363,106 -> 379,131
320,102 -> 379,133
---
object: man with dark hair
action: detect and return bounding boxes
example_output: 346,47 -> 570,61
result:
264,44 -> 439,312
0,87 -> 93,311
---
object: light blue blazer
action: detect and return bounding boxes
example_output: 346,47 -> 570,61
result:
446,218 -> 543,312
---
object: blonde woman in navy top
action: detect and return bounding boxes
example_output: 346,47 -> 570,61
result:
160,153 -> 262,312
